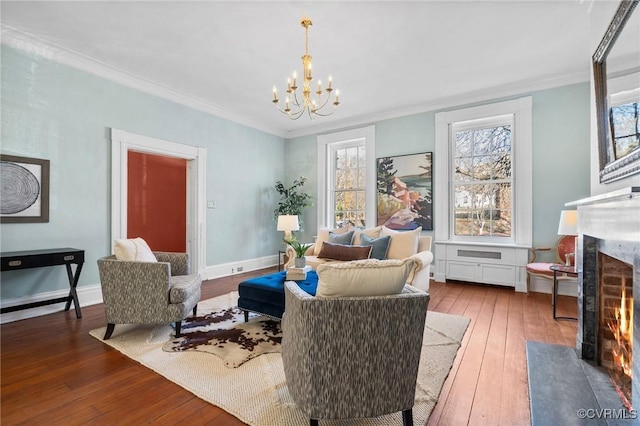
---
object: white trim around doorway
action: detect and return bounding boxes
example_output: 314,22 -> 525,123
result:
110,129 -> 207,275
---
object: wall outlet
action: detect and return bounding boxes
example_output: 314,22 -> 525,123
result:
237,266 -> 244,272
207,200 -> 216,209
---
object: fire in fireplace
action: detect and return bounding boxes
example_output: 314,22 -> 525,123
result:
599,253 -> 634,410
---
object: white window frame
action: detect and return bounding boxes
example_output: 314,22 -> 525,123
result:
434,97 -> 532,247
317,126 -> 376,230
450,113 -> 514,243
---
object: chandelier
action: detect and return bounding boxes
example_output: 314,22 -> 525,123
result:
272,18 -> 340,120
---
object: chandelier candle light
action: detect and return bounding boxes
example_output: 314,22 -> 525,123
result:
272,18 -> 340,120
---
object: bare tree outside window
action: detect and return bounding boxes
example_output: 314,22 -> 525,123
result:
453,124 -> 512,237
333,145 -> 366,228
610,102 -> 640,159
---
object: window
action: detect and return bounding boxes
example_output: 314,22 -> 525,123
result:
434,97 -> 532,246
332,144 -> 367,228
318,126 -> 376,230
452,116 -> 513,238
610,101 -> 639,159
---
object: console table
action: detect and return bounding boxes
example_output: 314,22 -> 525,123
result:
1,248 -> 84,318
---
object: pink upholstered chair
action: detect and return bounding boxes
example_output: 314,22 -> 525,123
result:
526,235 -> 577,299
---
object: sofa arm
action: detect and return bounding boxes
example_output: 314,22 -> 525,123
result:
409,250 -> 433,292
283,244 -> 317,269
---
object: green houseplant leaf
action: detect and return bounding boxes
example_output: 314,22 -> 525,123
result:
274,177 -> 312,222
287,238 -> 313,258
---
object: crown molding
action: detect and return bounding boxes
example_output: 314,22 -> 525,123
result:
284,68 -> 590,139
2,25 -> 589,142
1,26 -> 287,138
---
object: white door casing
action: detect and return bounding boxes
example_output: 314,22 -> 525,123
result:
110,128 -> 207,274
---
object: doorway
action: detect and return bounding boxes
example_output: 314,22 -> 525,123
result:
110,129 -> 207,274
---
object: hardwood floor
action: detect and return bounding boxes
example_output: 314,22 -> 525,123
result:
1,268 -> 578,425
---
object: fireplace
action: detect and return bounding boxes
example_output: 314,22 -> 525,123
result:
572,187 -> 640,411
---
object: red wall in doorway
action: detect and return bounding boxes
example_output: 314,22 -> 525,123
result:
127,151 -> 187,252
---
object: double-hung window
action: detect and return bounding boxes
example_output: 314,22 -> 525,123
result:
317,126 -> 376,230
452,115 -> 513,239
435,97 -> 532,247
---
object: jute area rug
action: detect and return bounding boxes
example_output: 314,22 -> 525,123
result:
90,292 -> 470,426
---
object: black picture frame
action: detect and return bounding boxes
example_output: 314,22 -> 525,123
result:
1,154 -> 50,223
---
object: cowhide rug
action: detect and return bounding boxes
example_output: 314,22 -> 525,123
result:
162,307 -> 281,368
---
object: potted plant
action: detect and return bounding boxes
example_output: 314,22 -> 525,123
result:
287,238 -> 313,268
274,177 -> 312,227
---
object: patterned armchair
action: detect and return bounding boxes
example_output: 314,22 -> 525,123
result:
97,252 -> 202,340
281,281 -> 429,426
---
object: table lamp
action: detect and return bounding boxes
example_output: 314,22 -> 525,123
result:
277,215 -> 299,242
557,210 -> 578,266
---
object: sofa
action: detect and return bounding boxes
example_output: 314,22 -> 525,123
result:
284,225 -> 433,291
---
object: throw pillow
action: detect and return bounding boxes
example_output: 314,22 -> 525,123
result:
381,226 -> 422,259
114,237 -> 157,262
352,226 -> 382,245
313,226 -> 352,256
316,258 -> 416,297
360,234 -> 391,260
317,242 -> 372,261
329,230 -> 354,245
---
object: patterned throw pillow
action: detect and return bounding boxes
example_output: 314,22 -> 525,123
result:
360,234 -> 391,260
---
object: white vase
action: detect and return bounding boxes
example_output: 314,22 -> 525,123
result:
294,257 -> 306,268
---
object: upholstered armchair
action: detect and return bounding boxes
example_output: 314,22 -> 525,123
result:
97,251 -> 202,340
281,280 -> 430,425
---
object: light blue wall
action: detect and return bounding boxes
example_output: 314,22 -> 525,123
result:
0,46 -> 286,299
0,43 -> 590,302
286,83 -> 591,263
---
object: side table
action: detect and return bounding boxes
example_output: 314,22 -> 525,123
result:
278,249 -> 286,271
549,264 -> 578,321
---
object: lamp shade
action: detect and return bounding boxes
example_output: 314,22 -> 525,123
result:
557,210 -> 578,236
277,215 -> 300,232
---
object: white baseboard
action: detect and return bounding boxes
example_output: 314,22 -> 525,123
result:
203,255 -> 279,280
0,284 -> 104,324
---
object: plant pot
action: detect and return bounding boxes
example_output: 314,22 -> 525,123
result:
294,257 -> 306,268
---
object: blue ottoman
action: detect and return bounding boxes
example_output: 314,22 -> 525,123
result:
238,270 -> 318,320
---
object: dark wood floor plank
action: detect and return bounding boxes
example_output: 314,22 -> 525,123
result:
1,269 -> 577,425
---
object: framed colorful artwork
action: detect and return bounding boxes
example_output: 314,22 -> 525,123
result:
0,154 -> 50,223
377,152 -> 432,230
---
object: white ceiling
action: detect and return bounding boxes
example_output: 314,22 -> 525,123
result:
0,1 -> 608,138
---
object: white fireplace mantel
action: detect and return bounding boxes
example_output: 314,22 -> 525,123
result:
567,186 -> 640,242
